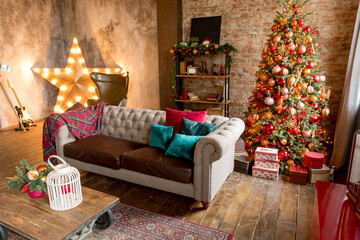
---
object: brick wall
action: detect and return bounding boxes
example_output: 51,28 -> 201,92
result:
182,0 -> 358,134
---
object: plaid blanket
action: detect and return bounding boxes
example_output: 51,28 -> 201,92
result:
42,102 -> 107,162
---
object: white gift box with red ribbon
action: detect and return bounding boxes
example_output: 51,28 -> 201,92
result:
255,147 -> 279,162
252,165 -> 279,181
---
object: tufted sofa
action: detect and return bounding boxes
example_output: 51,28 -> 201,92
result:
55,106 -> 245,208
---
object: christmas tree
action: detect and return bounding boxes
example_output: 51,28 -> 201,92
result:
244,0 -> 331,174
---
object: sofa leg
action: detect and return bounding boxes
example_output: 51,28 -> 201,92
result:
201,201 -> 211,210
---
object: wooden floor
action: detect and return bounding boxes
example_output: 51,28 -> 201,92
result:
0,122 -> 315,240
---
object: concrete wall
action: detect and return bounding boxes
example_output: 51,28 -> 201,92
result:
0,0 -> 159,129
182,0 -> 358,133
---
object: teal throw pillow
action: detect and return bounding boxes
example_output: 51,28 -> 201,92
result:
150,124 -> 173,150
180,117 -> 216,136
165,134 -> 202,161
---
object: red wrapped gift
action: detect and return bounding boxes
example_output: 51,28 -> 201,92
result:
290,165 -> 308,185
304,152 -> 324,169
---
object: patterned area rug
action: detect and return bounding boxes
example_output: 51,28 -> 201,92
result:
91,202 -> 234,240
7,202 -> 233,240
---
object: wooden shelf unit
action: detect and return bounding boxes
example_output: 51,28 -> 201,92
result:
174,52 -> 231,117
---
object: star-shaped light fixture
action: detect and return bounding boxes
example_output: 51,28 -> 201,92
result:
32,37 -> 124,113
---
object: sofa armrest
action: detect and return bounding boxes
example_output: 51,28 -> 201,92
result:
193,117 -> 245,202
196,118 -> 245,161
55,125 -> 76,159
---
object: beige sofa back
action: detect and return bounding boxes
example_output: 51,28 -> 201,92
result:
101,106 -> 229,145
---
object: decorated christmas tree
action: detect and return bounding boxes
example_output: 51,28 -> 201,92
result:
244,0 -> 331,174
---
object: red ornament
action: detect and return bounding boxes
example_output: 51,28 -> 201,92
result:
313,75 -> 320,83
298,19 -> 305,27
292,4 -> 297,8
303,27 -> 312,33
173,56 -> 176,59
21,184 -> 29,193
310,115 -> 319,123
271,25 -> 278,31
244,131 -> 251,137
307,62 -> 315,69
198,47 -> 202,50
245,119 -> 254,127
307,47 -> 314,54
278,149 -> 290,161
210,47 -> 214,50
270,46 -> 276,52
178,49 -> 182,52
283,27 -> 288,33
277,119 -> 282,124
289,126 -> 299,135
171,94 -> 175,98
277,79 -> 286,85
226,49 -> 230,53
294,9 -> 300,15
263,123 -> 275,134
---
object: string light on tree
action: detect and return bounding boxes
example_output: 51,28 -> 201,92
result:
32,37 -> 124,113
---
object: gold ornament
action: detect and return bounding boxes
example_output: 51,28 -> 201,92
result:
280,139 -> 287,145
253,114 -> 259,121
205,51 -> 210,55
303,68 -> 311,75
268,79 -> 276,86
214,44 -> 219,49
261,139 -> 269,147
40,176 -> 47,183
280,18 -> 288,25
305,36 -> 313,44
322,107 -> 330,116
310,95 -> 318,102
308,143 -> 315,150
287,76 -> 296,85
170,49 -> 174,54
265,111 -> 273,119
287,159 -> 294,165
259,73 -> 269,81
275,55 -> 283,62
193,49 -> 198,55
282,68 -> 289,75
301,82 -> 308,89
36,165 -> 48,173
228,51 -> 234,57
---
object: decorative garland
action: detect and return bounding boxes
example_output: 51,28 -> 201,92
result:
170,43 -> 237,100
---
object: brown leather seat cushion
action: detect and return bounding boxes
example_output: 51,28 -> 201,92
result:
121,147 -> 193,183
64,135 -> 147,170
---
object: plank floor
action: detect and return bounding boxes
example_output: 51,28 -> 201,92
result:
0,121 -> 315,240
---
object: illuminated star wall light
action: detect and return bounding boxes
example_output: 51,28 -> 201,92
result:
32,37 -> 125,113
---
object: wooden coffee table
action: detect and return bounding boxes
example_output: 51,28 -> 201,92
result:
0,187 -> 119,240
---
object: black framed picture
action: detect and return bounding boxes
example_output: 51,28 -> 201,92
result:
190,16 -> 222,44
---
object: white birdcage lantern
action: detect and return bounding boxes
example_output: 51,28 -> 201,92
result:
46,155 -> 82,211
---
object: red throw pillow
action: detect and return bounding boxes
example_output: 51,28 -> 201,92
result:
165,108 -> 207,134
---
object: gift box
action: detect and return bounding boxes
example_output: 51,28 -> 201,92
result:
234,155 -> 253,175
290,165 -> 308,185
252,165 -> 279,181
255,147 -> 279,162
304,152 -> 324,169
254,158 -> 279,170
309,164 -> 330,183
